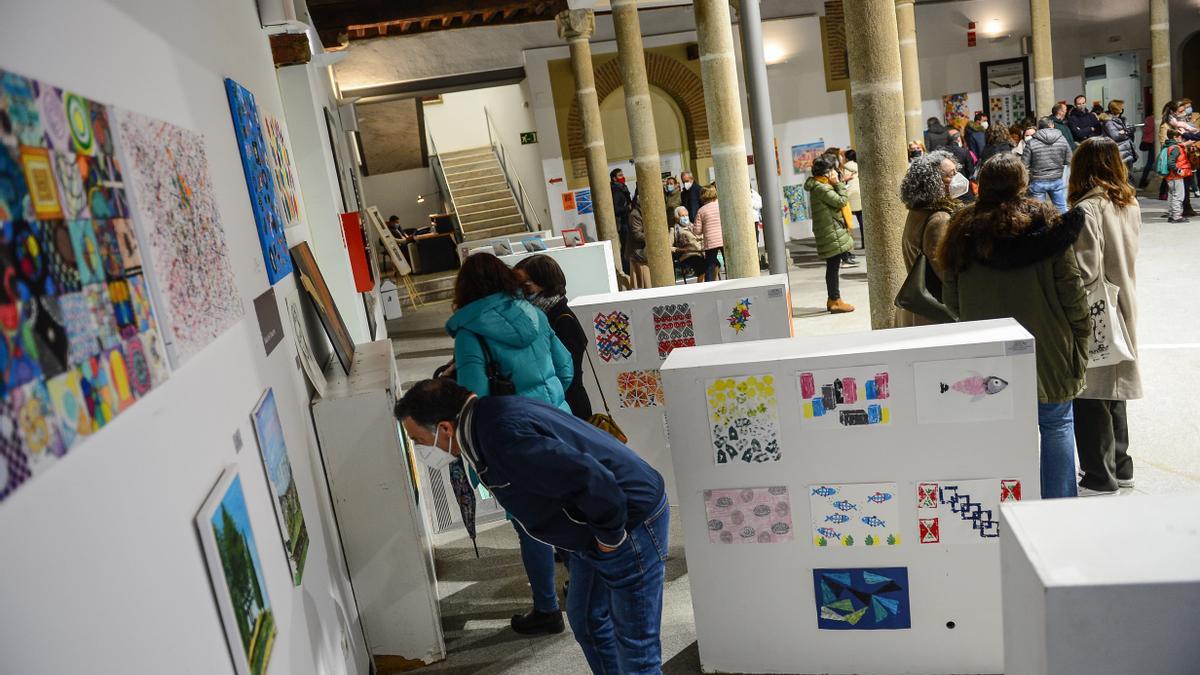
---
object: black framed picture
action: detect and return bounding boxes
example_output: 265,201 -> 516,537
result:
980,57 -> 1032,127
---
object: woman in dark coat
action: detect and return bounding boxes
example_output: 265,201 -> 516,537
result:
513,255 -> 593,420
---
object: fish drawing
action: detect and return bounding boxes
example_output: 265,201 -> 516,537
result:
825,513 -> 850,524
831,499 -> 858,512
866,491 -> 892,504
860,515 -> 887,528
940,373 -> 1009,402
811,486 -> 838,498
816,527 -> 841,540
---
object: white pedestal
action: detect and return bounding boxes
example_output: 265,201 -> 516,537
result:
1001,495 -> 1200,675
660,319 -> 1039,674
570,275 -> 793,505
499,240 -> 618,300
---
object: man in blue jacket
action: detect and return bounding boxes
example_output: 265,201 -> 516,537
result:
395,378 -> 669,675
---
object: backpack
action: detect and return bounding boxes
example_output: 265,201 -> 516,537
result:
1156,146 -> 1173,176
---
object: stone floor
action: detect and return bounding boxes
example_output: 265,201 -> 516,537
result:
387,196 -> 1200,674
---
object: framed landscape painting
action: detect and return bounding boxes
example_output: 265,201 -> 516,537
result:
251,388 -> 309,586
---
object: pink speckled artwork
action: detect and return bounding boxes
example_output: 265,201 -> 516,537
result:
703,486 -> 793,544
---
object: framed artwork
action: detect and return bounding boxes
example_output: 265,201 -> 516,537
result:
575,189 -> 593,215
195,468 -> 277,675
492,240 -> 514,256
791,141 -> 825,174
260,113 -> 303,230
521,237 -> 547,252
562,227 -> 585,247
252,388 -> 309,585
290,242 -> 355,375
225,78 -> 292,285
980,57 -> 1031,127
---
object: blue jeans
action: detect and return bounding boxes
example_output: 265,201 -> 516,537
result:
567,496 -> 669,674
515,524 -> 560,612
1029,177 -> 1068,214
1038,402 -> 1078,498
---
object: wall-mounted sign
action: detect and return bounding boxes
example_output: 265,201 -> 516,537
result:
520,131 -> 538,145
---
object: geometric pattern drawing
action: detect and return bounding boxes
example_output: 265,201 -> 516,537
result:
809,482 -> 901,548
225,78 -> 292,284
706,375 -> 781,465
704,486 -> 793,544
813,567 -> 912,630
916,478 -> 1022,544
592,309 -> 634,362
251,388 -> 309,586
652,303 -> 694,359
261,114 -> 302,230
799,366 -> 891,429
913,356 -> 1014,424
616,369 -> 665,408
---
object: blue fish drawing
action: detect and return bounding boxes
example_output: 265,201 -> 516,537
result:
811,486 -> 838,498
866,491 -> 892,504
832,499 -> 858,512
825,513 -> 850,524
861,515 -> 887,528
816,527 -> 841,540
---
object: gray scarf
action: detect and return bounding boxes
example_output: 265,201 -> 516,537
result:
527,292 -> 565,314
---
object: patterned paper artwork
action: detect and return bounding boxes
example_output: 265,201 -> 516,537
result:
718,296 -> 761,342
652,303 -> 694,359
913,356 -> 1014,424
707,375 -> 781,464
799,366 -> 891,429
616,370 -> 665,408
813,567 -> 912,630
704,486 -> 793,544
593,309 -> 634,362
916,478 -> 1022,544
809,482 -> 901,547
261,114 -> 302,230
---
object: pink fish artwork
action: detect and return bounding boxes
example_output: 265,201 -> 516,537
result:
940,374 -> 1008,402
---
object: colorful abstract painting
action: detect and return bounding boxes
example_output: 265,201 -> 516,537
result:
616,369 -> 665,408
113,105 -> 243,368
813,567 -> 911,630
799,366 -> 891,429
252,389 -> 309,586
809,482 -> 900,547
707,375 -> 780,465
913,356 -> 1014,424
261,114 -> 303,230
704,486 -> 793,544
652,303 -> 694,359
916,478 -> 1022,544
718,296 -> 760,342
943,92 -> 970,126
592,309 -> 634,363
791,141 -> 825,175
782,184 -> 809,222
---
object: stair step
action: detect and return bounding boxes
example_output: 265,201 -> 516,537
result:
444,167 -> 505,184
449,175 -> 509,191
442,157 -> 501,173
440,146 -> 493,160
455,188 -> 512,206
457,198 -> 518,216
461,211 -> 524,229
459,205 -> 520,223
463,222 -> 527,242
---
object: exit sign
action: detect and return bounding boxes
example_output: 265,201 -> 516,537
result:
520,131 -> 538,145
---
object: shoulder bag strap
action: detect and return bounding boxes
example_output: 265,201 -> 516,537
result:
573,314 -> 612,415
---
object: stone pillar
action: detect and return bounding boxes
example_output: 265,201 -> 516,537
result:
843,0 -> 909,329
895,0 -> 924,144
611,0 -> 673,287
694,0 -> 757,279
737,0 -> 787,277
557,10 -> 624,275
1150,0 -> 1171,131
1029,0 -> 1055,114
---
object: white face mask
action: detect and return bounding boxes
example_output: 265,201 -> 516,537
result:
414,425 -> 455,471
981,121 -> 989,129
948,172 -> 970,199
682,181 -> 693,189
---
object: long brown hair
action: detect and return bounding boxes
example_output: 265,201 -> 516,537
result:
1068,137 -> 1136,208
453,252 -> 520,309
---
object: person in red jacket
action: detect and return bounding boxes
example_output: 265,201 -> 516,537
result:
1162,130 -> 1194,223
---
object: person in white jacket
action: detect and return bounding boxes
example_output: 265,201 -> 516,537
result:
844,150 -> 863,248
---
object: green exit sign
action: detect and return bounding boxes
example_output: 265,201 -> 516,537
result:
520,131 -> 538,145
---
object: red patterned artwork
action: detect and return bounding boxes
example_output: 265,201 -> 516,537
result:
616,369 -> 664,408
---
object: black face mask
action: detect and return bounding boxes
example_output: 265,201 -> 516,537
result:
909,150 -> 923,159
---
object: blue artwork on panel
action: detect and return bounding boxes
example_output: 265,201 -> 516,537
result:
224,78 -> 292,285
812,566 -> 911,630
575,188 -> 593,214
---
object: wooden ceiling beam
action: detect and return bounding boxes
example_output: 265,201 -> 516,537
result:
310,0 -> 568,47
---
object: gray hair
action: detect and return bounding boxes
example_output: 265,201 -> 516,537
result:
900,150 -> 957,209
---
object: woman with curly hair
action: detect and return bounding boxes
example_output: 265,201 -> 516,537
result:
896,151 -> 965,326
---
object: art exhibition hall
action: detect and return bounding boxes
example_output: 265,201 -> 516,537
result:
4,0 -> 1200,673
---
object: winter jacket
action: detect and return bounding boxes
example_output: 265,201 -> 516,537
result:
611,181 -> 632,227
979,142 -> 1014,166
626,207 -> 647,263
1022,128 -> 1071,182
925,121 -> 950,151
692,200 -> 723,251
1100,114 -> 1137,165
945,143 -> 975,181
844,160 -> 863,212
446,292 -> 573,412
664,187 -> 682,225
1067,108 -> 1103,143
896,204 -> 955,328
1051,118 -> 1077,151
804,176 -> 855,260
941,202 -> 1091,403
1071,188 -> 1141,400
1163,141 -> 1194,180
460,394 -> 666,553
966,123 -> 988,160
540,296 -> 594,418
680,183 -> 702,222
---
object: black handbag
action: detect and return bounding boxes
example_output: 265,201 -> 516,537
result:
894,252 -> 958,324
476,334 -> 516,395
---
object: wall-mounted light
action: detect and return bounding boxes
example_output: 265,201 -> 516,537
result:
986,18 -> 1002,35
763,42 -> 786,65
416,190 -> 442,204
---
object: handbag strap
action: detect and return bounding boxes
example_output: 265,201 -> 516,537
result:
572,314 -> 612,415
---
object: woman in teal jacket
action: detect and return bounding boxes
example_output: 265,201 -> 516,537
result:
445,252 -> 573,636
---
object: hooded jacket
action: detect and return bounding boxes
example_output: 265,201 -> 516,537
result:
941,202 -> 1091,403
1051,117 -> 1077,151
1022,128 -> 1071,182
446,292 -> 573,412
804,176 -> 855,259
1067,107 -> 1103,142
966,122 -> 988,160
1100,113 -> 1137,165
925,120 -> 950,151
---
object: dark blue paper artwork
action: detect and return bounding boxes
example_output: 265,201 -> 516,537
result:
812,567 -> 911,630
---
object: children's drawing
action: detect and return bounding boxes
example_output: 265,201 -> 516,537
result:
798,366 -> 890,429
813,567 -> 911,630
717,296 -> 761,342
703,486 -> 793,544
913,356 -> 1014,424
652,303 -> 695,359
916,478 -> 1022,544
808,482 -> 901,547
782,184 -> 810,222
616,370 -> 665,408
592,309 -> 634,362
706,375 -> 780,465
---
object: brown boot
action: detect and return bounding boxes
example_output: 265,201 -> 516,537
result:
827,298 -> 855,314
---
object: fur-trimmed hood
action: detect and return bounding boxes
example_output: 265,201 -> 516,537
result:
971,203 -> 1085,270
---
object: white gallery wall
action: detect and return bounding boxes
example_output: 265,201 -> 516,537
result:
0,1 -> 369,674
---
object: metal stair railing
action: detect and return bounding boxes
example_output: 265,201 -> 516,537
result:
484,106 -> 541,233
426,131 -> 463,238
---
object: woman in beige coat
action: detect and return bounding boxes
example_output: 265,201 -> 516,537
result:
1068,137 -> 1142,496
895,150 -> 963,327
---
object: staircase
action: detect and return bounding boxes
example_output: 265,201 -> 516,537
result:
440,147 -> 528,242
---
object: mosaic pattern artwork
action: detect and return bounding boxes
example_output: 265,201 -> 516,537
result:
592,309 -> 634,363
782,184 -> 810,223
225,78 -> 292,284
707,375 -> 780,465
113,105 -> 243,368
916,478 -> 1022,544
616,369 -> 665,408
943,92 -> 970,126
913,356 -> 1014,424
704,486 -> 793,544
261,114 -> 302,230
652,303 -> 694,359
813,567 -> 912,630
252,388 -> 309,586
809,482 -> 901,547
799,366 -> 891,429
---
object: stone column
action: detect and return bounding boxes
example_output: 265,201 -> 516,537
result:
1150,0 -> 1171,131
557,10 -> 624,275
694,0 -> 757,279
737,0 -> 787,277
1029,0 -> 1055,114
611,0 -> 673,287
895,0 -> 924,144
843,0 -> 909,329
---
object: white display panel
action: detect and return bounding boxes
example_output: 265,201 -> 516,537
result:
498,240 -> 618,300
661,319 -> 1039,674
